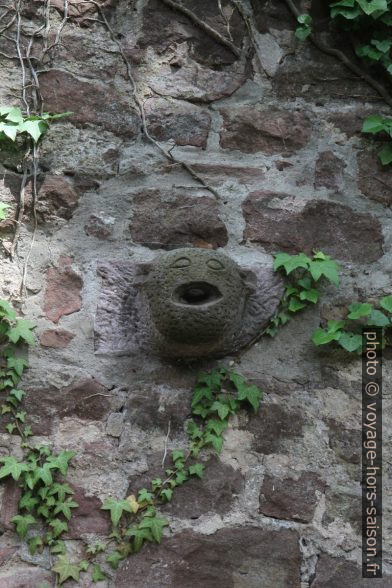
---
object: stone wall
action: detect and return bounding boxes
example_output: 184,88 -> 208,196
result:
0,0 -> 391,586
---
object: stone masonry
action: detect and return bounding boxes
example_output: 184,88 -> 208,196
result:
0,1 -> 391,586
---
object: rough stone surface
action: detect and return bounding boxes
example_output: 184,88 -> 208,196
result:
314,151 -> 346,190
94,248 -> 283,357
43,256 -> 83,323
311,554 -> 391,587
144,98 -> 211,148
357,150 -> 392,206
0,0 -> 391,583
259,472 -> 325,522
39,328 -> 75,348
242,193 -> 384,262
220,108 -> 312,154
0,480 -> 21,530
129,189 -> 228,249
39,70 -> 139,136
116,527 -> 301,587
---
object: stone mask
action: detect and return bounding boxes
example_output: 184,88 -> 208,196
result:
141,248 -> 255,345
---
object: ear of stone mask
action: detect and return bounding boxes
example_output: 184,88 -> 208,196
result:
239,268 -> 257,295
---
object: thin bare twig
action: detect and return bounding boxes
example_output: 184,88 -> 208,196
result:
162,418 -> 171,467
284,0 -> 392,109
159,0 -> 240,57
79,0 -> 221,200
10,148 -> 29,260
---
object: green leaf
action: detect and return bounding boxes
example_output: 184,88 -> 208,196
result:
6,423 -> 16,434
203,432 -> 224,453
309,258 -> 340,286
0,456 -> 29,480
196,370 -> 224,390
378,143 -> 392,166
52,555 -> 81,584
7,356 -> 28,377
380,295 -> 392,313
205,418 -> 228,436
295,25 -> 311,41
28,536 -> 44,555
79,560 -> 89,572
347,302 -> 372,319
7,320 -> 36,345
236,383 -> 262,413
53,498 -> 79,520
191,385 -> 213,407
0,202 -> 10,220
49,519 -> 68,538
161,488 -> 173,502
48,483 -> 74,502
312,327 -> 342,346
362,115 -> 388,134
171,450 -> 185,463
19,491 -> 39,512
15,410 -> 26,422
101,497 -> 133,527
106,551 -> 123,569
138,488 -> 154,504
47,450 -> 75,475
288,297 -> 306,312
299,288 -> 319,303
186,420 -> 203,440
92,564 -> 106,582
139,515 -> 169,543
368,309 -> 390,327
10,388 -> 26,402
357,0 -> 387,15
11,513 -> 35,538
210,400 -> 230,420
19,119 -> 49,142
274,252 -> 311,274
5,107 -> 23,124
339,332 -> 363,352
50,540 -> 66,555
126,527 -> 154,552
151,477 -> 163,490
0,300 -> 17,321
188,463 -> 204,479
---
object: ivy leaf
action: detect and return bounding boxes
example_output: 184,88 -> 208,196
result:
92,564 -> 106,583
19,491 -> 39,512
48,483 -> 74,502
49,519 -> 68,538
236,383 -> 262,413
378,143 -> 392,165
10,389 -> 26,402
0,202 -> 9,220
15,410 -> 26,422
106,551 -> 123,569
368,309 -> 390,327
186,420 -> 203,440
188,463 -> 204,479
6,423 -> 16,434
288,297 -> 306,312
50,540 -> 66,555
299,288 -> 319,303
347,302 -> 372,319
126,527 -> 153,552
357,0 -> 387,15
5,107 -> 23,124
210,400 -> 230,420
137,488 -> 154,504
339,332 -> 363,352
161,488 -> 173,502
139,515 -> 169,543
175,470 -> 188,485
171,450 -> 185,463
7,356 -> 28,377
274,252 -> 311,274
380,295 -> 392,313
191,386 -> 212,407
0,456 -> 29,480
7,320 -> 36,345
206,418 -> 228,436
52,555 -> 81,584
203,432 -> 224,453
0,300 -> 17,321
11,513 -> 36,538
19,119 -> 49,142
47,450 -> 75,475
196,370 -> 224,390
101,497 -> 133,527
28,536 -> 44,555
53,499 -> 79,520
126,494 -> 140,514
309,258 -> 340,286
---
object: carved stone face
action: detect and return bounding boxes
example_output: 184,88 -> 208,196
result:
141,248 -> 251,344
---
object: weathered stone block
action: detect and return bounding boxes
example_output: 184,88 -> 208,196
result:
314,151 -> 346,190
242,192 -> 384,262
220,108 -> 311,154
129,189 -> 227,249
116,527 -> 301,587
43,256 -> 83,324
357,150 -> 392,207
259,472 -> 325,522
244,404 -> 305,454
40,328 -> 75,349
